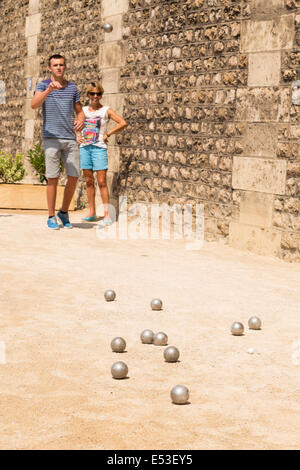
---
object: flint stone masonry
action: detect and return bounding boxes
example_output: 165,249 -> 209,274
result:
232,157 -> 287,195
241,15 -> 295,52
1,0 -> 300,261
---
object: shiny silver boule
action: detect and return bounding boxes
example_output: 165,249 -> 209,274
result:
248,316 -> 262,330
231,321 -> 244,336
111,361 -> 128,379
164,346 -> 180,362
170,385 -> 189,405
151,298 -> 163,311
111,337 -> 126,353
140,329 -> 154,344
153,331 -> 168,346
102,23 -> 113,33
104,289 -> 116,302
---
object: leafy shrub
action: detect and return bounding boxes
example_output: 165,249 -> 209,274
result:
0,151 -> 26,183
27,144 -> 63,184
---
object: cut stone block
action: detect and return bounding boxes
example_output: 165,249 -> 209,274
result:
29,0 -> 40,14
25,13 -> 41,37
107,146 -> 120,172
24,56 -> 40,78
24,99 -> 36,120
101,93 -> 124,115
243,123 -> 277,158
102,69 -> 120,94
103,15 -> 123,42
252,0 -> 284,14
102,0 -> 129,17
241,15 -> 294,52
248,52 -> 281,87
27,35 -> 38,57
99,42 -> 125,68
239,191 -> 274,227
229,222 -> 282,257
25,119 -> 35,139
232,157 -> 286,195
236,87 -> 290,122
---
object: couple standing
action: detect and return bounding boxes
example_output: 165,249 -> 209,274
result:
31,54 -> 127,229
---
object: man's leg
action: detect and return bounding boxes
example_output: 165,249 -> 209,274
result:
61,175 -> 78,212
47,177 -> 59,217
44,139 -> 61,228
57,140 -> 80,228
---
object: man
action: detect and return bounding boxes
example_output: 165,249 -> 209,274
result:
31,54 -> 85,229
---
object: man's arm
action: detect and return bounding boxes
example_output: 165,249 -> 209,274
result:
31,81 -> 63,109
74,102 -> 85,132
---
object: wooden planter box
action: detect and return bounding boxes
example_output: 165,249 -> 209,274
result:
0,184 -> 75,210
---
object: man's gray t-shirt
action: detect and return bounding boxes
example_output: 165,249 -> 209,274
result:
34,79 -> 80,140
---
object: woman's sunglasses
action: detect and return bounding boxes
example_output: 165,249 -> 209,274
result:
89,92 -> 102,96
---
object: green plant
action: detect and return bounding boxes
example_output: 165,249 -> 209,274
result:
27,144 -> 47,183
27,144 -> 63,184
0,151 -> 26,183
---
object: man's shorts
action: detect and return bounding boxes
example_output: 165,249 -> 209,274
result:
43,139 -> 80,178
80,145 -> 108,171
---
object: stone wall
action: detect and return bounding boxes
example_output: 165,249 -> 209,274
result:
0,0 -> 29,154
0,0 -> 300,261
117,0 -> 300,262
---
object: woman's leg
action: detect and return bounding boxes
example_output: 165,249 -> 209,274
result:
96,170 -> 110,219
83,169 -> 96,217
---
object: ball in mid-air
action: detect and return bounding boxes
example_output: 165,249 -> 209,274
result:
231,321 -> 244,336
102,23 -> 113,33
248,316 -> 262,330
170,385 -> 189,405
111,361 -> 128,379
104,289 -> 116,302
140,329 -> 154,344
151,298 -> 163,311
164,346 -> 180,362
153,331 -> 168,346
111,337 -> 126,353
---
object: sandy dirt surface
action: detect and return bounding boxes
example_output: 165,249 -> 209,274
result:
0,210 -> 300,450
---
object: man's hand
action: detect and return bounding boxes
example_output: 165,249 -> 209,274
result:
74,118 -> 84,132
48,81 -> 63,92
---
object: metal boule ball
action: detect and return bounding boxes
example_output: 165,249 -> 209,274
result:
248,316 -> 262,330
170,385 -> 189,405
102,23 -> 113,33
231,321 -> 244,336
153,331 -> 168,346
151,298 -> 163,310
111,337 -> 126,353
104,289 -> 116,302
164,346 -> 180,362
111,361 -> 128,379
140,329 -> 154,344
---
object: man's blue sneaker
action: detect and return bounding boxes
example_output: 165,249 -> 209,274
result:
47,216 -> 60,230
57,210 -> 73,229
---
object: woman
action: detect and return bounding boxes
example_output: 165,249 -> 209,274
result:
78,82 -> 127,223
